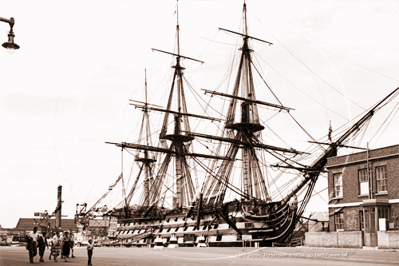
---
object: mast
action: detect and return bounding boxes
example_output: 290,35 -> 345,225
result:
110,0 -> 207,211
203,2 -> 279,204
152,0 -> 206,210
132,69 -> 157,204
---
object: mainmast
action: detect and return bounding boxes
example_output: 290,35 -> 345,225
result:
109,1 -> 217,211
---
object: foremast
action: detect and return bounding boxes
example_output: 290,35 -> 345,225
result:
202,2 -> 297,205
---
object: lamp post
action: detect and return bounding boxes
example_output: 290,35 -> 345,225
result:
0,17 -> 20,53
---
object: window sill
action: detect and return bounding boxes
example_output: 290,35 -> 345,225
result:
332,196 -> 343,200
358,194 -> 369,198
375,191 -> 388,195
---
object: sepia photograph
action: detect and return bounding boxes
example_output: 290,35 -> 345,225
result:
0,0 -> 398,265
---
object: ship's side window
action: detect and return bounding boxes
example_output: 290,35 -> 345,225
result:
358,169 -> 368,195
334,212 -> 344,231
333,173 -> 343,197
376,166 -> 387,192
245,223 -> 252,228
216,235 -> 222,241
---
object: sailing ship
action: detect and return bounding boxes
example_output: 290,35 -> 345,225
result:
75,1 -> 399,247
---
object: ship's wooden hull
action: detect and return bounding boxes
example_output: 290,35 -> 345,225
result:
110,199 -> 297,247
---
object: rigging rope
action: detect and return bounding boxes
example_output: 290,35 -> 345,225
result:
370,100 -> 399,145
254,17 -> 367,111
192,156 -> 249,199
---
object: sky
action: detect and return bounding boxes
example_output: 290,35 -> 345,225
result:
1,0 -> 399,228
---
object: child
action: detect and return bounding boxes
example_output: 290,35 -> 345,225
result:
87,238 -> 94,266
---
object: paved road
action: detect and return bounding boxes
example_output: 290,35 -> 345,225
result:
1,245 -> 398,265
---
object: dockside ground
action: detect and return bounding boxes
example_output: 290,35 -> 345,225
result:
1,246 -> 398,266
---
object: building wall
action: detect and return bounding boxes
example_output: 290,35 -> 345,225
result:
329,206 -> 364,232
305,231 -> 363,248
327,145 -> 399,232
378,231 -> 399,249
327,145 -> 399,204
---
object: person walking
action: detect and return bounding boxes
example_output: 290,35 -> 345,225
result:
37,232 -> 48,262
69,232 -> 75,258
61,231 -> 70,262
50,233 -> 61,262
87,238 -> 94,266
26,226 -> 39,263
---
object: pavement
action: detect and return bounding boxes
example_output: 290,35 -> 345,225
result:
0,245 -> 398,266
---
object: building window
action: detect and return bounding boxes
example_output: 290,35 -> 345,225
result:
378,207 -> 389,231
334,212 -> 344,231
378,207 -> 389,219
376,166 -> 387,192
333,173 -> 343,197
358,169 -> 369,195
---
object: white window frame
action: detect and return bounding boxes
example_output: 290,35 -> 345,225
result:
333,173 -> 343,198
358,168 -> 369,195
376,166 -> 387,192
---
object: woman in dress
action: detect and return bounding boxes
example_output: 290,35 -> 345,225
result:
50,233 -> 61,262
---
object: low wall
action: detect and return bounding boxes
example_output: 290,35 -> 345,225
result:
305,231 -> 362,248
378,231 -> 399,249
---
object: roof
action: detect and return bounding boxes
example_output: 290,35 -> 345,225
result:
309,212 -> 329,222
15,218 -> 78,231
326,144 -> 399,168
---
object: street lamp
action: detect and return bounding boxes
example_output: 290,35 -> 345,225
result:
0,17 -> 20,53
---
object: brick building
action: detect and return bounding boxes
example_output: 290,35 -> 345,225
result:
326,144 -> 399,247
16,218 -> 78,233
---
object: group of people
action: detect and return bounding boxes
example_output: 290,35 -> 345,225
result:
26,227 -> 75,263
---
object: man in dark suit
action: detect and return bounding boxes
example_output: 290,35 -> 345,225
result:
37,232 -> 48,262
